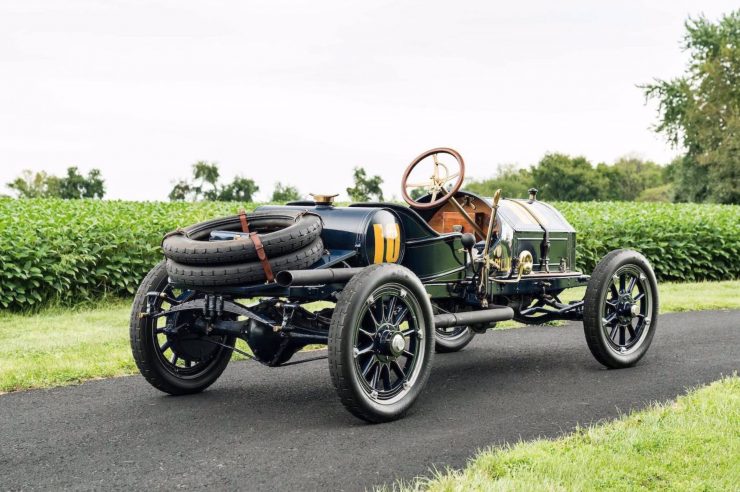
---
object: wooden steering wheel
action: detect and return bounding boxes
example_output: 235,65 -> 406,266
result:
401,147 -> 465,210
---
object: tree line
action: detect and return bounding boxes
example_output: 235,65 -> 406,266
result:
2,161 -> 386,203
6,167 -> 105,199
165,161 -> 386,202
3,156 -> 667,204
465,154 -> 670,202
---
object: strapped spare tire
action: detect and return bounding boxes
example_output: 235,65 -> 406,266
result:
166,237 -> 325,287
162,211 -> 322,265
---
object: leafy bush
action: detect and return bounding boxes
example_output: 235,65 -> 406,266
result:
0,198 -> 738,311
0,198 -> 244,310
555,201 -> 739,283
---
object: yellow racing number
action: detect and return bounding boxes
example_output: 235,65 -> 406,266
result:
373,223 -> 401,263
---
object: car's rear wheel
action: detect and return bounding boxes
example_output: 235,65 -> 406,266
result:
432,303 -> 476,353
328,264 -> 434,423
434,326 -> 475,353
130,261 -> 235,395
583,249 -> 659,369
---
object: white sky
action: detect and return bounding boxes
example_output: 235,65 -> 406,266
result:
0,0 -> 736,201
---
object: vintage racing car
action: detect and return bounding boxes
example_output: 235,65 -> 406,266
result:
130,148 -> 659,422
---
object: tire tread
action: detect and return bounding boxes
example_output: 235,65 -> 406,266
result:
328,264 -> 434,423
129,262 -> 233,395
583,249 -> 659,368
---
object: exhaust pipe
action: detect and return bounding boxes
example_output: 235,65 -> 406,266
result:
276,267 -> 364,287
434,306 -> 514,328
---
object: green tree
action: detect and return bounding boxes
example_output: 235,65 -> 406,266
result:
643,11 -> 740,204
637,183 -> 674,202
6,167 -> 104,199
346,167 -> 384,202
219,177 -> 259,202
7,170 -> 59,198
531,153 -> 605,201
661,155 -> 709,202
192,161 -> 220,200
169,161 -> 259,202
271,182 -> 301,202
464,163 -> 533,199
596,157 -> 666,201
58,167 -> 105,199
168,180 -> 193,201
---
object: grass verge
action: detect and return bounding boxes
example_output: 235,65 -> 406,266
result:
558,279 -> 740,313
396,375 -> 740,491
0,299 -> 259,393
0,280 -> 737,393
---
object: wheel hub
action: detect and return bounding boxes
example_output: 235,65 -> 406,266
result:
615,293 -> 636,324
390,333 -> 406,356
168,333 -> 219,361
164,312 -> 220,362
377,329 -> 405,358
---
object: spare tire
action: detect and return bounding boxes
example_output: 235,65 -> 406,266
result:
162,211 -> 322,266
166,237 -> 325,287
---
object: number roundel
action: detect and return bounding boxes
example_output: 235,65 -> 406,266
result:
366,210 -> 404,265
373,223 -> 401,263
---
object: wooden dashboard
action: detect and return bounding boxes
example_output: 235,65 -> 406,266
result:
425,193 -> 494,241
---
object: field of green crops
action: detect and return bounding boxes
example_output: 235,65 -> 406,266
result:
0,199 -> 243,311
555,201 -> 739,284
1,198 -> 738,311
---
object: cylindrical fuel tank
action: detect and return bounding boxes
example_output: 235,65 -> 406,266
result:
255,204 -> 405,267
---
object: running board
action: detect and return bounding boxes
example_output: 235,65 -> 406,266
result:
434,306 -> 514,329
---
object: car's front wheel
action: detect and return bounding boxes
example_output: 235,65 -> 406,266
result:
583,249 -> 659,369
328,264 -> 435,423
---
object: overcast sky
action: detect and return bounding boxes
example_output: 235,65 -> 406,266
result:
1,1 -> 736,201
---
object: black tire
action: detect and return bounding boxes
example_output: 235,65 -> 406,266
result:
432,303 -> 475,353
328,264 -> 435,423
434,326 -> 475,353
162,211 -> 322,265
130,261 -> 234,395
583,249 -> 659,369
165,237 -> 324,287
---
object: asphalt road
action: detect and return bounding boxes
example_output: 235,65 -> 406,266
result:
1,310 -> 738,491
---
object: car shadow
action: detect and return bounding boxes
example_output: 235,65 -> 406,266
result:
141,329 -> 624,429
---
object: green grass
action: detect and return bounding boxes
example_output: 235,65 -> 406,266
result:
492,280 -> 740,331
559,279 -> 740,313
654,280 -> 740,312
0,281 -> 737,393
396,375 -> 740,491
0,299 -> 135,392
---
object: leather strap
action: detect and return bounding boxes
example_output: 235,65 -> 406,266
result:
238,209 -> 250,233
238,209 -> 273,282
250,232 -> 274,282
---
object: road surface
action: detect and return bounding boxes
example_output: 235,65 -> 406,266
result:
1,310 -> 737,490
